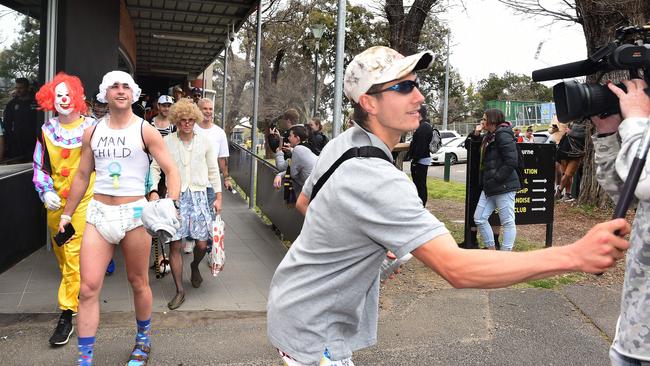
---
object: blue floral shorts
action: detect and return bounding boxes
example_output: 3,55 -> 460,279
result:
172,190 -> 212,242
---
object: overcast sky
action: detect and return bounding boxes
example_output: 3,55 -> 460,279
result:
441,0 -> 587,86
350,0 -> 588,86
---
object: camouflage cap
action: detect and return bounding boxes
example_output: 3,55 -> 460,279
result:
344,46 -> 434,103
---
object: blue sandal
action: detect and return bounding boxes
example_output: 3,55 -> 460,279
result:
125,344 -> 150,366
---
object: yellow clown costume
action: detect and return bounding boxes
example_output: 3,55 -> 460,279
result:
32,113 -> 96,312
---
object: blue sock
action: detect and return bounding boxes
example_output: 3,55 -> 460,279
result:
135,318 -> 151,347
77,336 -> 95,366
127,319 -> 151,365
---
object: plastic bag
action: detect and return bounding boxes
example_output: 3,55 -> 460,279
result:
207,215 -> 225,276
182,238 -> 195,254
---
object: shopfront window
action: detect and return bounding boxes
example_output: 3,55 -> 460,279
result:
0,5 -> 41,166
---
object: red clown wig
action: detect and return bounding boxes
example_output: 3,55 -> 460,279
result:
35,72 -> 87,114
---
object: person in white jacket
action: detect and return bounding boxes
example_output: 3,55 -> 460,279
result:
149,98 -> 222,310
590,78 -> 650,366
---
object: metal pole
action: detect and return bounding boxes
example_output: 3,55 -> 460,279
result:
249,2 -> 262,209
44,0 -> 58,252
313,47 -> 318,117
332,0 -> 346,138
221,37 -> 229,129
442,32 -> 450,131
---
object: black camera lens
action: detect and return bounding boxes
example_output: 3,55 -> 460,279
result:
553,81 -> 622,122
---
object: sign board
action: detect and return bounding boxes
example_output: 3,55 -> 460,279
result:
464,140 -> 556,248
490,143 -> 556,225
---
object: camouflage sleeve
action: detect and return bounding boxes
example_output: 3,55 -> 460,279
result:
615,117 -> 650,202
594,133 -> 624,202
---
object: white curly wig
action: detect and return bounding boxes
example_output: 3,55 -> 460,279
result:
96,70 -> 141,104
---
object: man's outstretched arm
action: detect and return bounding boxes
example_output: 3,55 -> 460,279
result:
413,218 -> 630,289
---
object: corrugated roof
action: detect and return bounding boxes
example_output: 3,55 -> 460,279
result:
126,0 -> 258,78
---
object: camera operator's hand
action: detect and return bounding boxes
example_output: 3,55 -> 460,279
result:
608,79 -> 650,119
590,114 -> 622,135
281,143 -> 292,154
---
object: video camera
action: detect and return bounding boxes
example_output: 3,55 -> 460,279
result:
532,25 -> 650,122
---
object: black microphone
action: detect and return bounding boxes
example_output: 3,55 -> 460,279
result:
532,59 -> 603,82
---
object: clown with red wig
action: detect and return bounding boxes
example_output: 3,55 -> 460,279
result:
32,72 -> 98,347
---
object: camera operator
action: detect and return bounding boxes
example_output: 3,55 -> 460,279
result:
591,78 -> 650,366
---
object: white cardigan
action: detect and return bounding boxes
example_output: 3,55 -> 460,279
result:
149,132 -> 222,193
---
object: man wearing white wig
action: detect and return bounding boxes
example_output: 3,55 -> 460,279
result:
59,70 -> 180,365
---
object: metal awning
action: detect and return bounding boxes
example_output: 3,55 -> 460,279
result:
126,0 -> 257,78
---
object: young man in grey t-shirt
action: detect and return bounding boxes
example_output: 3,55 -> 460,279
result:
266,46 -> 631,366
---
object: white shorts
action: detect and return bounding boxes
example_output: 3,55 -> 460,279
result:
86,198 -> 146,244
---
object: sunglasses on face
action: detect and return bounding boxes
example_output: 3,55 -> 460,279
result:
367,79 -> 420,96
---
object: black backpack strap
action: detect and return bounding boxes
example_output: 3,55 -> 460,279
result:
310,146 -> 391,201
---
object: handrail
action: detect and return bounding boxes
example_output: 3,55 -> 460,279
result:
229,142 -> 304,241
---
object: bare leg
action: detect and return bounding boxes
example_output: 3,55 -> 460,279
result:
77,224 -> 115,337
120,226 -> 152,321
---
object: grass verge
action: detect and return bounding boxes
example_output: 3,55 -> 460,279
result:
426,177 -> 466,202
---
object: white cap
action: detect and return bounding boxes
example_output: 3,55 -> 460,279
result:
157,95 -> 173,104
96,70 -> 141,104
344,46 -> 434,103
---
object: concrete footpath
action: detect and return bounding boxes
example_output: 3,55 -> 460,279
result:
0,190 -> 624,365
0,282 -> 622,365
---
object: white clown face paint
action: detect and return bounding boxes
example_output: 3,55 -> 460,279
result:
54,82 -> 73,116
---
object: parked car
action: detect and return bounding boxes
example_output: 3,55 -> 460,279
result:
431,137 -> 467,165
438,130 -> 462,146
532,131 -> 552,143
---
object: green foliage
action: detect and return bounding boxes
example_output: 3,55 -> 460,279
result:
234,0 -> 453,130
476,71 -> 553,105
228,1 -> 552,134
0,16 -> 39,81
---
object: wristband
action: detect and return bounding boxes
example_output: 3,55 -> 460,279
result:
60,214 -> 72,221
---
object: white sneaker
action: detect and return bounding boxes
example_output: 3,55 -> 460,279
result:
560,194 -> 575,202
159,261 -> 171,274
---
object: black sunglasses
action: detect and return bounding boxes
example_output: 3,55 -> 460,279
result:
367,79 -> 420,96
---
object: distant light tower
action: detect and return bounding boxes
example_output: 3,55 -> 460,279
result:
310,24 -> 326,117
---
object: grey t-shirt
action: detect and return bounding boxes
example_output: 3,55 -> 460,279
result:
275,144 -> 318,193
267,126 -> 449,364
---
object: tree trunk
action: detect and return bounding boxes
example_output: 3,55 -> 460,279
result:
384,0 -> 439,55
574,0 -> 650,206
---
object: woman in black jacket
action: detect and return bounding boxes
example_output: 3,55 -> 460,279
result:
308,117 -> 329,155
472,108 -> 521,251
